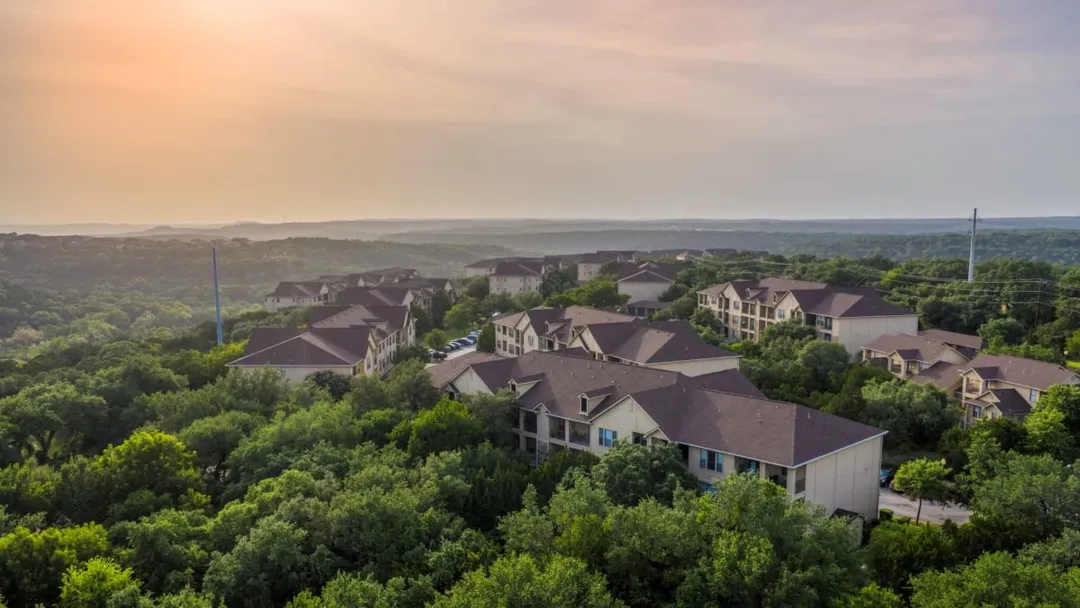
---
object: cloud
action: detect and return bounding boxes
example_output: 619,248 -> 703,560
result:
1,0 -> 1079,222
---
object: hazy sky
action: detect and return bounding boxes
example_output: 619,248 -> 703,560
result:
3,1 -> 1080,224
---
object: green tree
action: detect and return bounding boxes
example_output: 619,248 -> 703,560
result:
425,329 -> 449,351
304,370 -> 352,402
203,517 -> 313,607
516,291 -> 544,310
476,323 -> 495,353
834,584 -> 903,608
432,554 -> 623,608
978,317 -> 1026,346
111,509 -> 212,595
443,297 -> 483,333
349,375 -> 393,414
540,266 -> 579,299
385,359 -> 440,411
431,291 -> 453,329
1024,404 -> 1075,460
0,382 -> 108,463
910,552 -> 1080,608
396,399 -> 484,459
860,381 -> 956,449
1020,528 -> 1080,571
59,557 -> 140,608
893,458 -> 951,524
178,411 -> 265,486
591,442 -> 697,506
970,453 -> 1080,547
0,523 -> 109,607
865,522 -> 956,595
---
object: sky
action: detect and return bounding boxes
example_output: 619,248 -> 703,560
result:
2,0 -> 1080,224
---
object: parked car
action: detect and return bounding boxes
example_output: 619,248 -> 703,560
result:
879,468 -> 895,488
428,349 -> 447,360
444,343 -> 459,352
463,336 -> 477,345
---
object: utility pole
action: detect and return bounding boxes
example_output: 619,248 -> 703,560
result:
213,247 -> 224,346
967,208 -> 978,282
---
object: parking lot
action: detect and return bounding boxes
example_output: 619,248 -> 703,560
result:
878,487 -> 971,525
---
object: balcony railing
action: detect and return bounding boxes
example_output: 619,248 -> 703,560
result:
549,419 -> 566,440
795,477 -> 806,494
523,413 -> 538,434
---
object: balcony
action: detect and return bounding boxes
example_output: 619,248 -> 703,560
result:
549,418 -> 567,441
523,412 -> 538,434
569,421 -> 590,446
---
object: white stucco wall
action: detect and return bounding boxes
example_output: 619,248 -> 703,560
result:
578,262 -> 604,282
801,435 -> 883,518
447,368 -> 495,395
833,316 -> 920,356
647,357 -> 741,376
618,281 -> 672,302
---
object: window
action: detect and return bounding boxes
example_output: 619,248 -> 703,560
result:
1029,388 -> 1039,403
523,411 -> 538,433
699,449 -> 722,472
794,466 -> 807,494
579,395 -> 589,414
598,428 -> 617,448
632,432 -> 647,446
698,482 -> 715,494
967,378 -> 982,394
508,380 -> 517,393
823,317 -> 833,330
735,457 -> 760,474
972,405 -> 983,419
549,417 -> 566,440
445,389 -> 457,401
822,333 -> 831,342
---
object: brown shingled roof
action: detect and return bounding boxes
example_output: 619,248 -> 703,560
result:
696,277 -> 915,318
428,351 -> 505,388
986,388 -> 1032,416
918,329 -> 985,353
910,361 -> 964,391
617,262 -> 678,284
962,353 -> 1079,391
312,304 -> 410,333
267,282 -> 327,298
581,320 -> 739,364
230,327 -> 371,367
863,333 -> 957,362
492,261 -> 545,277
439,350 -> 762,422
631,388 -> 886,467
336,286 -> 416,307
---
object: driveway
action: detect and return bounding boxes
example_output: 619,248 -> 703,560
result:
878,487 -> 971,525
427,345 -> 477,367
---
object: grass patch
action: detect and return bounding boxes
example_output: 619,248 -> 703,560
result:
1068,360 -> 1080,370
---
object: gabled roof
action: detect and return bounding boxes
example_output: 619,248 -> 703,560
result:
336,286 -> 416,307
492,261 -> 544,277
267,282 -> 326,298
617,262 -> 677,284
428,351 -> 505,388
229,327 -> 371,367
493,306 -> 637,341
631,388 -> 886,467
863,333 -> 959,363
581,320 -> 739,364
961,353 -> 1078,391
311,304 -> 410,334
918,329 -> 985,355
394,278 -> 450,291
432,350 -> 762,422
911,361 -> 965,391
984,388 -> 1032,416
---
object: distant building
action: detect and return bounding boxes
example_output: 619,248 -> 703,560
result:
627,300 -> 671,318
860,332 -> 976,379
489,261 -> 545,295
577,251 -> 636,283
264,282 -> 332,312
228,304 -> 415,381
616,262 -> 678,302
696,278 -> 918,356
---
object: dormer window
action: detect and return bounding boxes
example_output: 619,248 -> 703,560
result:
509,380 -> 517,393
579,395 -> 588,414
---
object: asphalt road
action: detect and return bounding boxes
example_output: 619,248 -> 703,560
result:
878,487 -> 971,525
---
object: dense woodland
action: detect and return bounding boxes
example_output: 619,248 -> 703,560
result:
3,238 -> 1080,605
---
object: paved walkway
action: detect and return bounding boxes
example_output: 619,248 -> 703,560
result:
878,487 -> 971,524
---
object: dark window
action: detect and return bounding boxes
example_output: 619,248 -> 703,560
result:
632,432 -> 647,446
699,449 -> 722,472
579,395 -> 588,414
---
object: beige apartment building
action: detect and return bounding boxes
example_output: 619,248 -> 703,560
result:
429,350 -> 886,518
697,278 -> 918,356
616,262 -> 678,302
951,353 -> 1079,425
860,332 -> 975,379
264,282 -> 332,312
489,261 -> 545,295
228,303 -> 416,382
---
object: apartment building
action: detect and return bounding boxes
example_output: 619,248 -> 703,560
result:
860,332 -> 975,379
489,261 -> 546,295
697,278 -> 918,356
616,262 -> 678,302
228,304 -> 416,382
948,353 -> 1079,425
577,251 -> 636,283
492,306 -> 638,357
263,282 -> 332,312
429,350 -> 886,518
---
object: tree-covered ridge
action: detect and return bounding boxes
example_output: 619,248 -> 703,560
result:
0,234 -> 510,301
